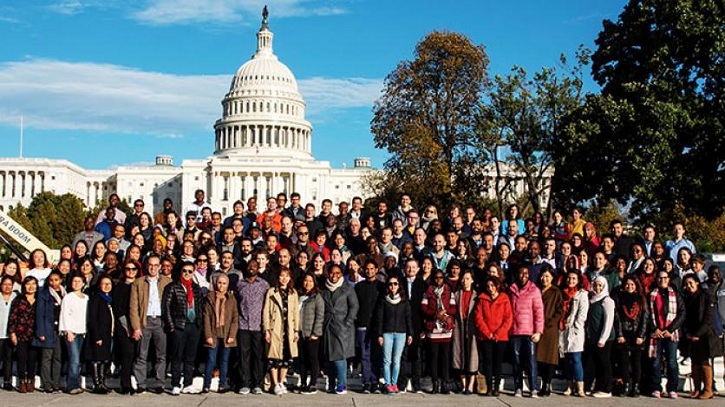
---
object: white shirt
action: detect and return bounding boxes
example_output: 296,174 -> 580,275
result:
27,268 -> 52,287
59,292 -> 89,334
147,277 -> 162,317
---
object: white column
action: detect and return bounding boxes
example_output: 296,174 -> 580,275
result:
24,172 -> 29,198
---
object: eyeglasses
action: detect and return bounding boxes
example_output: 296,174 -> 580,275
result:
298,232 -> 309,236
134,203 -> 144,207
181,269 -> 194,274
388,282 -> 399,286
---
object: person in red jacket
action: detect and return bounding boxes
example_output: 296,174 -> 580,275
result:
508,265 -> 544,397
475,276 -> 513,396
421,269 -> 456,394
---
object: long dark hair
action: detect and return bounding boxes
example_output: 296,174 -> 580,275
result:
299,272 -> 320,295
385,275 -> 407,300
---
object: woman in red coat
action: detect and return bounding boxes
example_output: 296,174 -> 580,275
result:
474,276 -> 513,396
421,269 -> 456,394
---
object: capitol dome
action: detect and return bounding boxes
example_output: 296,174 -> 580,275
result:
214,9 -> 312,158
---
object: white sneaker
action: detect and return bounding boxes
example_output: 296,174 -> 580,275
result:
238,387 -> 250,395
181,386 -> 197,394
171,386 -> 181,396
274,384 -> 284,395
514,389 -> 523,397
592,391 -> 611,398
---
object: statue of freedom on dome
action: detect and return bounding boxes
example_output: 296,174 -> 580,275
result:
262,5 -> 269,24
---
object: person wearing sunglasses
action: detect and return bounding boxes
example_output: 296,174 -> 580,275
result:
162,261 -> 204,395
375,275 -> 413,394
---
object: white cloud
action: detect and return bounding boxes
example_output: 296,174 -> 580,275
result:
132,0 -> 347,25
300,77 -> 382,113
47,1 -> 87,15
0,59 -> 380,136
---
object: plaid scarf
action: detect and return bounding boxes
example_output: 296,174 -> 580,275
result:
648,287 -> 679,357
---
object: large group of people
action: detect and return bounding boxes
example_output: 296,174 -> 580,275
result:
0,190 -> 723,399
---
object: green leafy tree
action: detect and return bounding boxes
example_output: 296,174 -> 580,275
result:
371,31 -> 490,208
478,50 -> 587,216
23,192 -> 85,249
556,0 -> 725,222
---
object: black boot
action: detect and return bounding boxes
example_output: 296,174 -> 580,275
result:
430,380 -> 439,394
538,381 -> 550,397
629,382 -> 640,398
98,363 -> 110,394
491,377 -> 500,397
440,380 -> 450,394
91,363 -> 103,394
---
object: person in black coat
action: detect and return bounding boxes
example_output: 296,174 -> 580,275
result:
398,258 -> 427,392
354,258 -> 385,393
113,260 -> 139,394
613,275 -> 649,397
681,274 -> 717,399
162,261 -> 204,395
375,275 -> 413,394
85,275 -> 115,394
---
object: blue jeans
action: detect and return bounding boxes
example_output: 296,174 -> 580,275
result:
511,335 -> 538,391
65,334 -> 85,391
327,359 -> 347,389
382,333 -> 406,385
564,352 -> 584,382
355,329 -> 376,384
204,339 -> 231,389
652,338 -> 678,393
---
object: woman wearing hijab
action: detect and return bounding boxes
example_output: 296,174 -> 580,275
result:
584,276 -> 616,398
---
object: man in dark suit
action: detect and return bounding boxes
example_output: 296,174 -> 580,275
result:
398,258 -> 427,393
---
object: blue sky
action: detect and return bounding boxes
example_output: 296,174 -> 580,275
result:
0,0 -> 626,170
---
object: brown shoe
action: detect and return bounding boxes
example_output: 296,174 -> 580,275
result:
699,365 -> 714,400
26,379 -> 34,393
18,380 -> 27,394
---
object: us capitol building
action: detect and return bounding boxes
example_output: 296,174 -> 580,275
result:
0,11 -> 375,216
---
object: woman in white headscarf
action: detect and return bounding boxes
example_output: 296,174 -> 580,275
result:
584,276 -> 615,398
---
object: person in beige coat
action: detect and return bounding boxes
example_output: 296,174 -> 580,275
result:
202,274 -> 239,393
263,268 -> 300,395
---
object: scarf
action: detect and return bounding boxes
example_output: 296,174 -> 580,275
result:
619,292 -> 641,320
325,277 -> 344,292
385,292 -> 402,305
49,286 -> 67,306
180,278 -> 194,306
648,287 -> 679,357
589,276 -> 610,304
560,286 -> 579,330
99,292 -> 113,304
433,284 -> 447,331
214,292 -> 226,329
